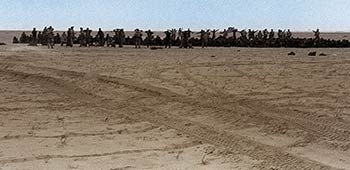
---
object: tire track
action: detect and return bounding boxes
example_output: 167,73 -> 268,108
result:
228,67 -> 350,141
3,62 -> 350,143
0,65 -> 341,169
0,125 -> 158,141
174,61 -> 350,143
126,106 -> 335,170
0,141 -> 200,164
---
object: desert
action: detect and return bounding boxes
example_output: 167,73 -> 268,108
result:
0,29 -> 350,169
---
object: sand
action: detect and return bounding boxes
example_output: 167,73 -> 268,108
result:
0,31 -> 350,170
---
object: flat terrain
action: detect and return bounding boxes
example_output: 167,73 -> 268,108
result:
0,43 -> 350,170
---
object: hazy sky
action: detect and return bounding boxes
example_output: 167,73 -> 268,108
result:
0,0 -> 350,31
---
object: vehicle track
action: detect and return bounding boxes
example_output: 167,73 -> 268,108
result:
0,65 -> 342,170
3,62 -> 350,144
126,106 -> 335,170
0,125 -> 158,141
228,67 -> 350,141
173,61 -> 350,144
0,141 -> 200,164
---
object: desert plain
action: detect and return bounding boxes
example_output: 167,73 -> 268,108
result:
0,31 -> 350,170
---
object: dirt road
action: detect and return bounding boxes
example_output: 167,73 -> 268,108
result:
0,44 -> 349,170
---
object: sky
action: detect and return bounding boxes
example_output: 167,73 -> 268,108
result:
0,0 -> 350,31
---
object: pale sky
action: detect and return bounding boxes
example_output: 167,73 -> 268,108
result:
0,0 -> 350,31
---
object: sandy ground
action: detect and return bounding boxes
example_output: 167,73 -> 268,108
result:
0,41 -> 350,170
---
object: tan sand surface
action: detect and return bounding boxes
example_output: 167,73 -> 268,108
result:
0,42 -> 349,170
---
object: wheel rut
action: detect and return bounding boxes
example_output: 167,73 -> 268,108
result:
172,62 -> 350,144
0,64 -> 343,169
